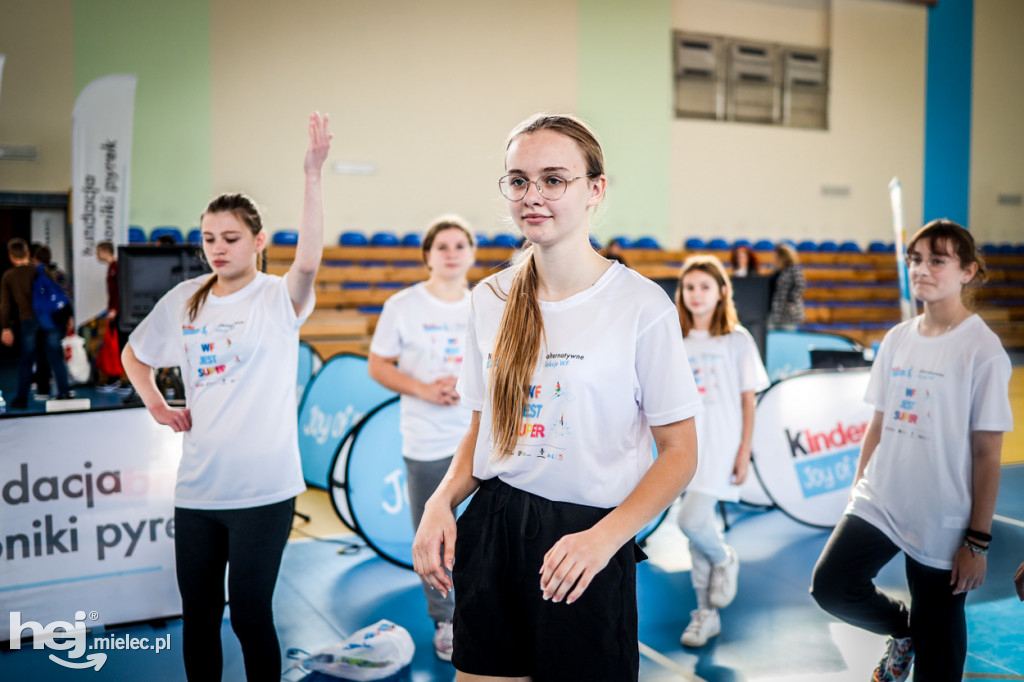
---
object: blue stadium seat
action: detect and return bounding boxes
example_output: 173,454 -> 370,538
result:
753,239 -> 774,252
491,234 -> 519,248
634,236 -> 661,249
128,226 -> 147,243
997,243 -> 1015,254
186,228 -> 201,243
150,226 -> 184,243
817,240 -> 838,252
370,232 -> 400,246
868,241 -> 889,253
796,240 -> 817,252
401,233 -> 422,247
838,241 -> 861,253
609,236 -> 633,248
684,237 -> 706,250
474,233 -> 491,247
1015,244 -> 1024,254
707,238 -> 730,250
981,243 -> 999,254
339,231 -> 369,246
732,238 -> 752,248
589,235 -> 602,250
272,230 -> 299,245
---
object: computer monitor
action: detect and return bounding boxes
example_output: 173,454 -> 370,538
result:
118,245 -> 210,336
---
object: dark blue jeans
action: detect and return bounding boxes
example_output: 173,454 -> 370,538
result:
16,318 -> 69,401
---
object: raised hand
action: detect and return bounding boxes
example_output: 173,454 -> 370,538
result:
304,111 -> 332,178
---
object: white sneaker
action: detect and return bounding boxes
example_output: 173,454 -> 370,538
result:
433,620 -> 454,662
708,546 -> 739,609
680,608 -> 720,648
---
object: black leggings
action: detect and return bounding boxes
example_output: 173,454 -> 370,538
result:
810,514 -> 967,680
174,499 -> 295,682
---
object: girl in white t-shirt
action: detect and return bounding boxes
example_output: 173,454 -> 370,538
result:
411,114 -> 703,681
122,113 -> 331,681
674,255 -> 769,648
367,215 -> 475,661
811,220 -> 1012,682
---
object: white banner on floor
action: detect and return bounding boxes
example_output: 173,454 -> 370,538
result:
71,74 -> 137,322
0,408 -> 182,640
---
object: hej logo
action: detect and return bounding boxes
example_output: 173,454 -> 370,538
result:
9,610 -> 105,670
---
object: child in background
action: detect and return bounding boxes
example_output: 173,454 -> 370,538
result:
674,255 -> 769,647
811,220 -> 1012,681
367,215 -> 476,661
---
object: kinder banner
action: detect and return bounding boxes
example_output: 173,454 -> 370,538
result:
71,74 -> 137,322
0,408 -> 182,641
750,369 -> 873,528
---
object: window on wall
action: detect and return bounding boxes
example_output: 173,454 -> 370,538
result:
673,31 -> 829,130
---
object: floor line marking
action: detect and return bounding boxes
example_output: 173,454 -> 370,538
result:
993,514 -> 1024,529
963,675 -> 1024,680
638,640 -> 708,681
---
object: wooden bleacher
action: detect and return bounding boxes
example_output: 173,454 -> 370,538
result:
266,243 -> 1024,358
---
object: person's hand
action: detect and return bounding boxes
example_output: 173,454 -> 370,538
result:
539,526 -> 621,605
304,111 -> 332,178
412,499 -> 456,597
951,544 -> 986,594
149,402 -> 192,433
1014,561 -> 1024,601
732,446 -> 751,485
418,377 -> 460,406
1,329 -> 13,347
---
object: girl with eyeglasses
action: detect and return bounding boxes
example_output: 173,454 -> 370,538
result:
367,215 -> 476,662
122,113 -> 331,682
811,220 -> 1012,681
412,113 -> 702,681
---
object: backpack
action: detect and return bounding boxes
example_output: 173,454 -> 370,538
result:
33,264 -> 72,331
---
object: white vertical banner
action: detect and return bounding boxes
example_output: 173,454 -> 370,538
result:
0,55 -> 6,105
888,177 -> 917,321
71,74 -> 137,322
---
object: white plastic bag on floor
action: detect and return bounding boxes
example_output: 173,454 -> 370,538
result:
301,620 -> 414,680
62,334 -> 91,385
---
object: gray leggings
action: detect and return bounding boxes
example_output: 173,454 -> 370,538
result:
405,455 -> 455,622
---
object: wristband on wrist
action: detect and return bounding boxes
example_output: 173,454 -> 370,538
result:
966,529 -> 992,543
963,539 -> 989,555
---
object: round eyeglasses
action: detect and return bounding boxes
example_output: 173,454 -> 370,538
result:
498,173 -> 590,201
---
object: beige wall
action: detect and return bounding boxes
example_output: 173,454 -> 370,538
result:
672,0 -> 829,48
669,0 -> 926,244
210,0 -> 579,242
970,0 -> 1024,243
0,0 -> 74,193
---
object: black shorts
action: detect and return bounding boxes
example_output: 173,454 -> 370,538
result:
451,477 -> 646,682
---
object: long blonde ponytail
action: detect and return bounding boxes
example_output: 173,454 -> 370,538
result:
488,248 -> 544,458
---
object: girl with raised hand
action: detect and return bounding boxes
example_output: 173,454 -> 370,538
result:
367,215 -> 476,661
811,220 -> 1012,682
412,113 -> 702,681
674,255 -> 769,648
122,112 -> 331,681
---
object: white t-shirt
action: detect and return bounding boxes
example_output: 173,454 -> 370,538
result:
684,327 -> 770,501
129,272 -> 313,510
458,262 -> 704,509
370,283 -> 473,461
847,314 -> 1013,569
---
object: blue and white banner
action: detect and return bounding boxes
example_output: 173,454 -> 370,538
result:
751,370 -> 873,528
0,408 -> 182,641
888,177 -> 917,321
71,74 -> 137,322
